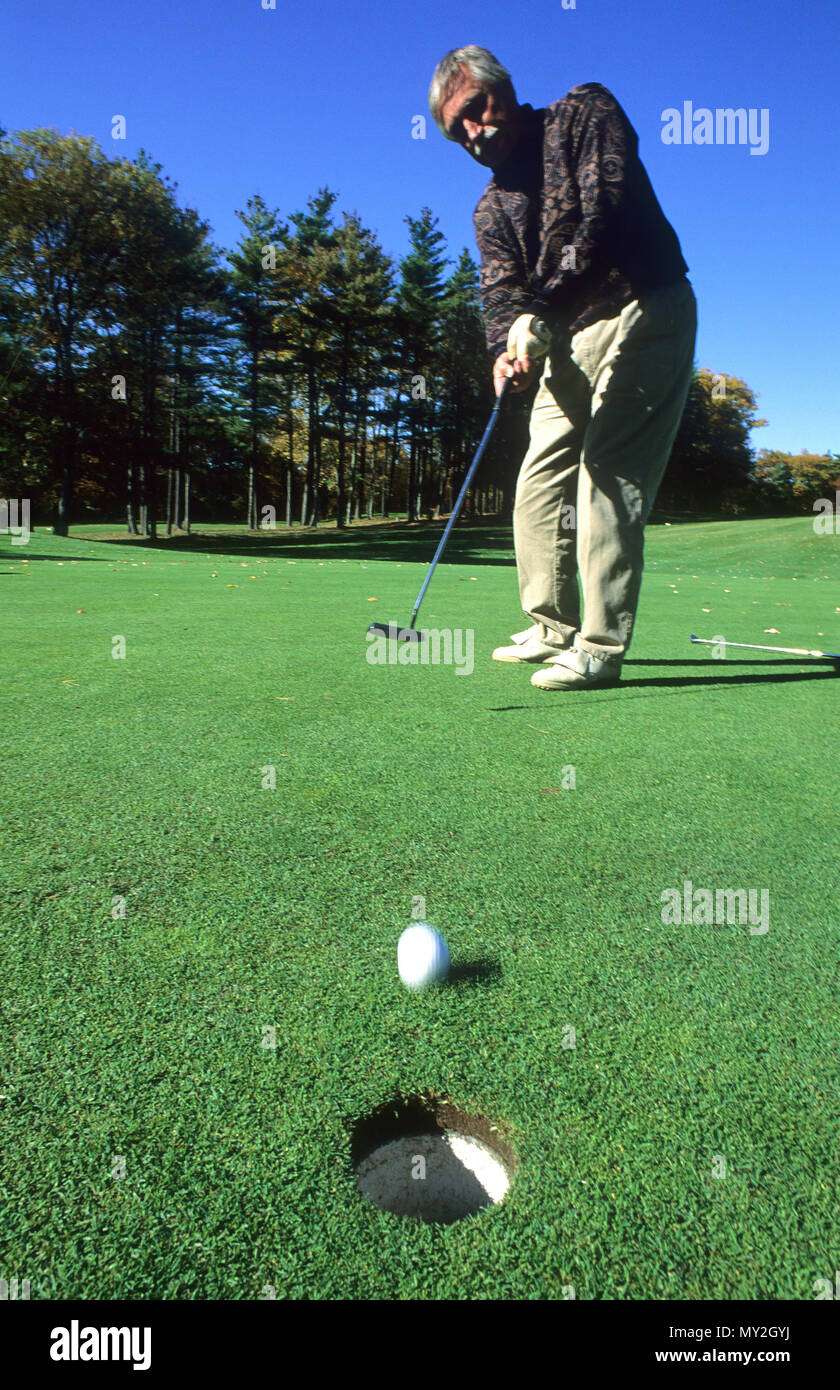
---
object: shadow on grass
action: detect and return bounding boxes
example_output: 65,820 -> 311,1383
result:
628,657 -> 840,668
81,522 -> 517,567
447,957 -> 502,988
0,552 -> 112,563
618,667 -> 840,690
489,665 -> 839,706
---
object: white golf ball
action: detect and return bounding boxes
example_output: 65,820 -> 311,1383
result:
397,923 -> 450,991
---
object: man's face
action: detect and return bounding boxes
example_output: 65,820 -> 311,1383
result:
439,68 -> 521,169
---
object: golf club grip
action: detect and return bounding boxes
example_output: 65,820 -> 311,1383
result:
409,377 -> 511,626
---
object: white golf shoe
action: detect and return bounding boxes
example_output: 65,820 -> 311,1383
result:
492,625 -> 575,663
531,644 -> 622,691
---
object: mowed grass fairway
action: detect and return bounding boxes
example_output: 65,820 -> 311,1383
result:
2,516 -> 839,1300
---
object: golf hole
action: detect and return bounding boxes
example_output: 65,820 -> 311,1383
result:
351,1093 -> 517,1225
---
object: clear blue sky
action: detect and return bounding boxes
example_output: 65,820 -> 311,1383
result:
3,0 -> 838,455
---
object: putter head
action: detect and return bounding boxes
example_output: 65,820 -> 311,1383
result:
367,621 -> 424,642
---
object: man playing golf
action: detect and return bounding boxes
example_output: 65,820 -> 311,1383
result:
428,48 -> 697,690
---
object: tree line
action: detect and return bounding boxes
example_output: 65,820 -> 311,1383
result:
0,126 -> 835,536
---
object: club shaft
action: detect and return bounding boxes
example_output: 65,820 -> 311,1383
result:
690,634 -> 840,659
408,377 -> 511,628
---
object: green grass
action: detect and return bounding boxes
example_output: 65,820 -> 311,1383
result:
1,515 -> 839,1299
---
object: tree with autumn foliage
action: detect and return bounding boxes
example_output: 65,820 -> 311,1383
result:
750,448 -> 840,511
659,368 -> 767,513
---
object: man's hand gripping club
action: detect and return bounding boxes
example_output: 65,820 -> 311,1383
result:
493,313 -> 551,396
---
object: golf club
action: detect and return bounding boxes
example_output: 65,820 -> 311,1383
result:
368,375 -> 511,641
690,633 -> 840,661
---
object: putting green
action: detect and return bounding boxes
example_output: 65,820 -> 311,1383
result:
1,515 -> 838,1298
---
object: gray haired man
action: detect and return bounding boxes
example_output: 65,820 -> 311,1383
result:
429,47 -> 697,690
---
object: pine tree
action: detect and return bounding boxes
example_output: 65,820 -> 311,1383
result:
395,209 -> 447,520
437,249 -> 494,515
321,212 -> 394,526
103,152 -> 225,539
282,189 -> 338,527
227,194 -> 289,530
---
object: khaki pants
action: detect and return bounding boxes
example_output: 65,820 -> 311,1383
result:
513,278 -> 697,659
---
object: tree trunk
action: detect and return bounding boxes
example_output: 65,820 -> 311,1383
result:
147,451 -> 157,540
249,352 -> 259,530
335,337 -> 351,529
354,408 -> 366,521
407,426 -> 417,522
138,460 -> 147,536
302,366 -> 317,527
286,384 -> 294,528
384,395 -> 402,519
139,330 -> 158,539
310,409 -> 321,529
345,442 -> 357,526
126,462 -> 139,535
54,403 -> 76,536
167,358 -> 180,536
368,431 -> 379,519
52,342 -> 76,536
247,464 -> 256,531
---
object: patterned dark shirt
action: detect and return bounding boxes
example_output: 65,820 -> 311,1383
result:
473,82 -> 689,358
